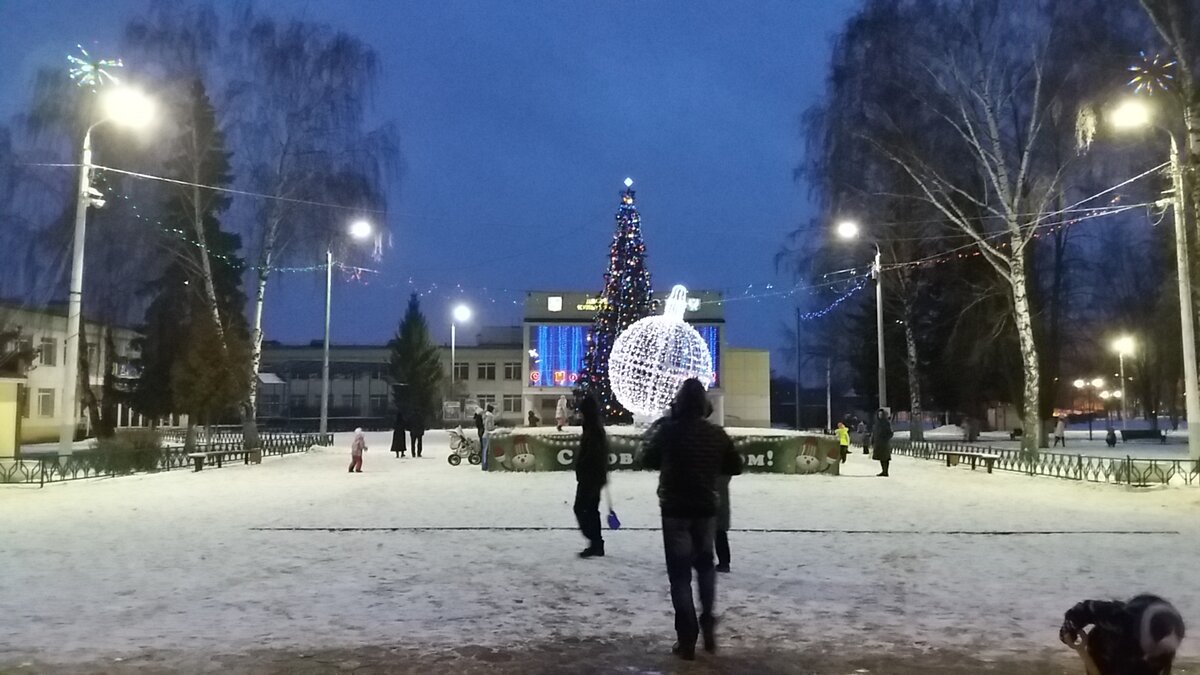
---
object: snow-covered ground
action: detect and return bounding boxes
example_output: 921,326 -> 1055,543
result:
2,429 -> 1199,671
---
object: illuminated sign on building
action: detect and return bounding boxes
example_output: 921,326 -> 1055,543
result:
527,324 -> 720,389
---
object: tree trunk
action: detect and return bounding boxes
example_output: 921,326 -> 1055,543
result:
1009,253 -> 1042,458
98,326 -> 117,438
241,265 -> 269,449
77,320 -> 102,438
903,301 -> 924,442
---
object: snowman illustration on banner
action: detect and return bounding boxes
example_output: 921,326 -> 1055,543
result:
608,285 -> 714,422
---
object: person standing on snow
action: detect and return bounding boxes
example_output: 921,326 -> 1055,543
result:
872,409 -> 893,477
349,428 -> 367,473
836,421 -> 851,463
1054,416 -> 1067,447
391,407 -> 407,458
480,404 -> 496,468
643,379 -> 743,660
556,394 -> 569,431
409,412 -> 426,458
574,395 -> 609,558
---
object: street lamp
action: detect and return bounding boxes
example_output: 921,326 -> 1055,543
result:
450,304 -> 472,406
836,220 -> 886,410
1073,378 -> 1106,440
1110,98 -> 1200,458
60,86 -> 156,452
319,219 -> 374,436
1112,335 -> 1135,429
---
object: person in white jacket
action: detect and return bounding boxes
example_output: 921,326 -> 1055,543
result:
556,395 -> 569,431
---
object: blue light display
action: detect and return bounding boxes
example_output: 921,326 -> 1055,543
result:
528,324 -> 721,388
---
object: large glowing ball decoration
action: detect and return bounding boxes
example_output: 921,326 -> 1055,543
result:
608,285 -> 714,419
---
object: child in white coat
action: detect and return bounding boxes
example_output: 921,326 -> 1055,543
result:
349,428 -> 367,473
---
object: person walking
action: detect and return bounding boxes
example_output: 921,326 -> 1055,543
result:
574,395 -> 609,558
836,421 -> 851,463
556,394 -> 569,431
643,379 -> 743,660
861,418 -> 872,455
391,408 -> 407,458
409,412 -> 426,458
872,409 -> 893,477
349,428 -> 367,473
527,409 -> 540,427
1054,416 -> 1067,447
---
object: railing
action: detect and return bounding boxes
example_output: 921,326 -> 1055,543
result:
1,432 -> 327,486
892,440 -> 1200,487
159,428 -> 334,448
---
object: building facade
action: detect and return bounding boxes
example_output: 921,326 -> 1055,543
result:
0,302 -> 144,445
259,289 -> 770,430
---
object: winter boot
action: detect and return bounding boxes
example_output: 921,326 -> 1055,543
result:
579,542 -> 605,558
672,640 -> 696,661
700,614 -> 717,654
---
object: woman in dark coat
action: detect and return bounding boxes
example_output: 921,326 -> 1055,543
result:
872,409 -> 893,477
409,412 -> 426,458
390,408 -> 407,458
573,395 -> 609,558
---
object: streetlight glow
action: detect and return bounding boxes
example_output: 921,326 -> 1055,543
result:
1109,98 -> 1152,131
1091,377 -> 1105,388
1073,379 -> 1086,389
348,219 -> 373,240
835,220 -> 860,240
101,87 -> 155,129
453,304 -> 472,323
1113,335 -> 1136,356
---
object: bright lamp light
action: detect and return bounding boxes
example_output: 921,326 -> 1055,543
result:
1091,377 -> 1105,388
101,87 -> 155,129
1113,335 -> 1135,355
835,220 -> 860,240
1110,99 -> 1152,131
1073,379 -> 1086,389
452,304 -> 472,323
348,219 -> 373,240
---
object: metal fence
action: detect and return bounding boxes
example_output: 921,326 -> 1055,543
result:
891,440 -> 1200,487
1,432 -> 331,486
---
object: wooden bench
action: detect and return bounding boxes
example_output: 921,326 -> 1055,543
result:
187,449 -> 259,471
943,450 -> 1000,474
1119,429 -> 1167,444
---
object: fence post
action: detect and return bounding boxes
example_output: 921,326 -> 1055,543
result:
1076,454 -> 1082,481
1125,455 -> 1132,487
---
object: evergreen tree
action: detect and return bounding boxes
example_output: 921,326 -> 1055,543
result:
577,180 -> 654,422
388,294 -> 444,423
131,78 -> 247,425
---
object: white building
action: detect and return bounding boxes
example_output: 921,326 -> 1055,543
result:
0,301 -> 145,445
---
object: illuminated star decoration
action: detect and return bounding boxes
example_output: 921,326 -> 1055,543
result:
68,44 -> 123,90
1128,51 -> 1175,95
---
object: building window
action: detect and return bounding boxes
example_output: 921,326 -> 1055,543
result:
289,395 -> 306,411
341,394 -> 360,410
308,372 -> 319,380
477,363 -> 496,381
261,394 -> 281,415
370,394 -> 388,413
477,394 -> 496,409
39,338 -> 57,367
37,388 -> 55,418
502,395 -> 522,413
17,337 -> 33,355
503,362 -> 521,380
453,362 -> 469,380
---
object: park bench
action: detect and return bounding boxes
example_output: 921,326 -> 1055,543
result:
942,449 -> 1000,474
186,448 -> 261,472
1119,429 -> 1167,444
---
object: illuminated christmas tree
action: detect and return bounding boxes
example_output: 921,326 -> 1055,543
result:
577,178 -> 654,423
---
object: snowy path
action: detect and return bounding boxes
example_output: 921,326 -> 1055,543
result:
2,430 -> 1199,671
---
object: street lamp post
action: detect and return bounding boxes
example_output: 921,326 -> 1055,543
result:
319,219 -> 374,437
450,304 -> 472,400
59,88 -> 155,453
1112,336 -> 1135,430
1073,377 -> 1105,441
836,220 -> 887,410
1111,99 -> 1200,458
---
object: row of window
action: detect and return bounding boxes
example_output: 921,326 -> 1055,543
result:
453,362 -> 521,381
16,336 -> 106,369
470,394 -> 522,413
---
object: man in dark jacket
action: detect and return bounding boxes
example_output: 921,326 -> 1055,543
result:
642,379 -> 742,660
409,412 -> 426,458
872,409 -> 893,477
573,395 -> 608,558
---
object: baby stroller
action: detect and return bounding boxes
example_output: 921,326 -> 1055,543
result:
446,426 -> 482,466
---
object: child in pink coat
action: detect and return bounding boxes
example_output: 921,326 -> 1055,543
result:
349,428 -> 367,472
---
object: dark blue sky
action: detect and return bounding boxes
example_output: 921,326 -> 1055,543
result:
0,1 -> 858,366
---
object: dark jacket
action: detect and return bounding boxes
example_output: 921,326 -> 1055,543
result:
473,411 -> 484,437
643,417 -> 742,518
716,475 -> 732,531
1060,595 -> 1183,675
409,415 -> 426,437
872,415 -> 894,461
575,427 -> 609,487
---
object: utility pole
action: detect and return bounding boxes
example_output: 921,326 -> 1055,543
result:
794,307 -> 802,431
